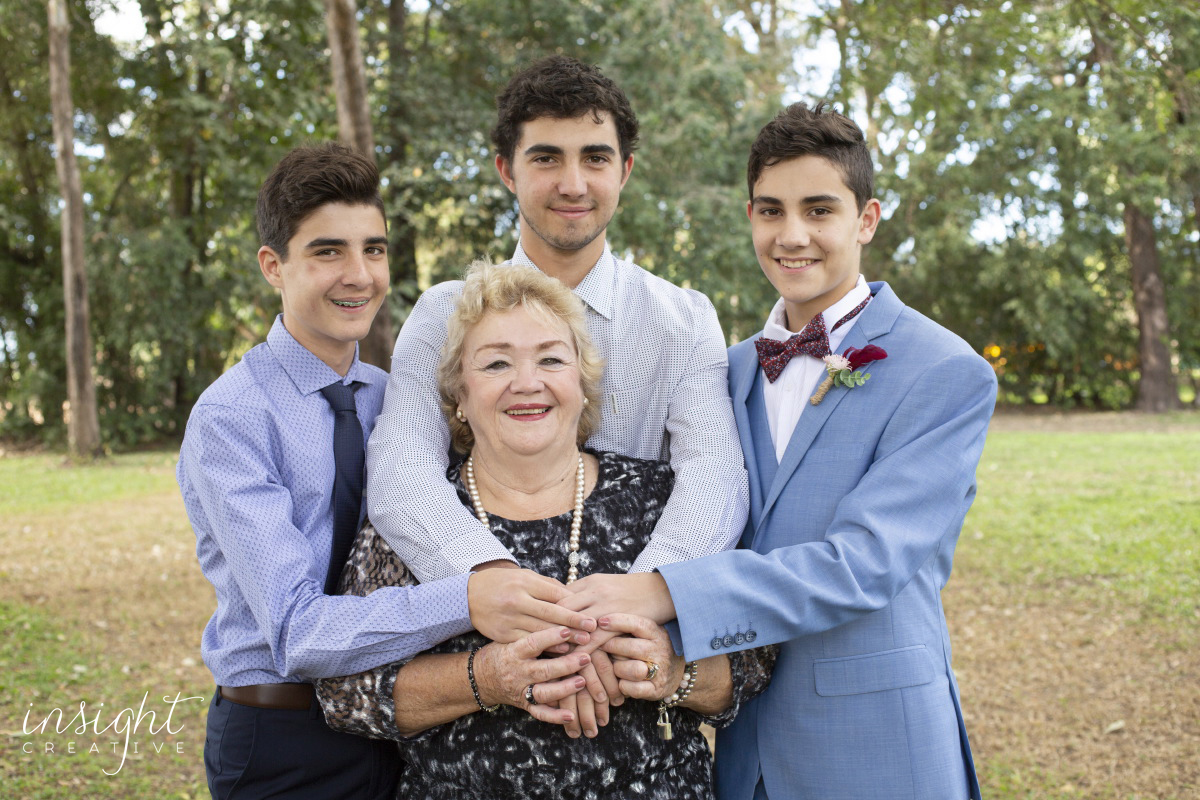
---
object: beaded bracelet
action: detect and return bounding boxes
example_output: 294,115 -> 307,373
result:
467,645 -> 500,713
655,660 -> 698,740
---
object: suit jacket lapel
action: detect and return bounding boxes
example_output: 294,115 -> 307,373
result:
756,283 -> 903,529
729,339 -> 768,536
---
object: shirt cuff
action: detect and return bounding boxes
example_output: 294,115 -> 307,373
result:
439,531 -> 520,577
411,572 -> 476,644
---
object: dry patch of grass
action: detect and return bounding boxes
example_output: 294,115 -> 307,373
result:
949,579 -> 1199,799
952,409 -> 1200,799
2,453 -> 213,799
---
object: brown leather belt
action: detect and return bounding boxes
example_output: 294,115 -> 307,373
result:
219,683 -> 314,710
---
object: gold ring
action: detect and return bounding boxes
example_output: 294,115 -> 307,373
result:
644,661 -> 659,681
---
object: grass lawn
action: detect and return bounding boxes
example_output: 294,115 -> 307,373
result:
1,412 -> 1197,798
948,412 -> 1199,799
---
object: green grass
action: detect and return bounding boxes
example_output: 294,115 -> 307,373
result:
962,431 -> 1200,621
0,451 -> 180,517
2,424 -> 1197,798
1,601 -> 208,799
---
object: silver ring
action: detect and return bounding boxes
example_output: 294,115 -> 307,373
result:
644,661 -> 659,681
524,684 -> 536,706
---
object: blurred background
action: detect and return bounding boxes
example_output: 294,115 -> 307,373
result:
1,0 -> 1196,454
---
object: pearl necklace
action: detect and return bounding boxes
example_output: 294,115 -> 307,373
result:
464,453 -> 587,583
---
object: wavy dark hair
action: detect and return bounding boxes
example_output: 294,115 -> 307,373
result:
256,142 -> 384,259
491,55 -> 640,164
747,102 -> 874,212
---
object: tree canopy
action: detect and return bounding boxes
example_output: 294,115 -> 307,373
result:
1,0 -> 1195,448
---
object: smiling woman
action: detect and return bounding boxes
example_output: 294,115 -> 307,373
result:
458,305 -> 586,467
314,261 -> 778,799
438,262 -> 603,460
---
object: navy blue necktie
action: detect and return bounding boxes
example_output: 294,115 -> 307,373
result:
320,380 -> 364,594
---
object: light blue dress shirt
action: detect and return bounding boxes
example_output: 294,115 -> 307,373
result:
178,316 -> 473,686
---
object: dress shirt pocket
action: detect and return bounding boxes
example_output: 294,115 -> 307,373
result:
813,644 -> 934,697
593,385 -> 672,458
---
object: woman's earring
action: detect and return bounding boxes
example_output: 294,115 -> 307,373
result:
582,397 -> 589,406
455,407 -> 466,422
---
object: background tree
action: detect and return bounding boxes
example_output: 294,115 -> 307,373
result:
325,0 -> 393,368
1,0 -> 1195,451
47,0 -> 100,456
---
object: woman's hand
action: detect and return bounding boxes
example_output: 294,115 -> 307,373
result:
597,613 -> 685,702
473,627 -> 591,726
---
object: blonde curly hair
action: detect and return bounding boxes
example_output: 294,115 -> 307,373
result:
438,260 -> 604,455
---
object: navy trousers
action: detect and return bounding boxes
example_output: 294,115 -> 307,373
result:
204,689 -> 400,800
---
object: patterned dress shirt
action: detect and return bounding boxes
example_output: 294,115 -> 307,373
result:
366,241 -> 750,581
177,316 -> 473,686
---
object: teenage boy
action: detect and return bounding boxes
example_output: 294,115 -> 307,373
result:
563,103 -> 996,799
177,143 -> 591,799
365,56 -> 749,735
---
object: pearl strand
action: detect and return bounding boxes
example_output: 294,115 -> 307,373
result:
465,453 -> 586,583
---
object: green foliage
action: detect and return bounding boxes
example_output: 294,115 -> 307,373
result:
832,368 -> 870,388
813,0 -> 1198,408
2,0 -> 1198,447
2,0 -> 338,447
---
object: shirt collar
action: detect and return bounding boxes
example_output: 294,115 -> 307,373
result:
762,275 -> 870,340
511,239 -> 616,321
266,314 -> 381,396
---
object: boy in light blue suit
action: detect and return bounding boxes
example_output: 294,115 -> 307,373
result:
564,103 -> 996,799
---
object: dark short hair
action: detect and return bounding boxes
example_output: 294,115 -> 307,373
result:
256,142 -> 384,260
491,55 -> 640,164
747,102 -> 874,212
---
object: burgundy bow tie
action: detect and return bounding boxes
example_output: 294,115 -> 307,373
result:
755,296 -> 870,383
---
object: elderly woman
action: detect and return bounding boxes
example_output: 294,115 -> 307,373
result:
317,262 -> 775,800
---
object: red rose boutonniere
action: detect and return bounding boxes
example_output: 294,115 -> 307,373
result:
811,345 -> 889,406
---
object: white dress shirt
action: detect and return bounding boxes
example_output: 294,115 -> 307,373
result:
762,276 -> 871,461
366,240 -> 749,582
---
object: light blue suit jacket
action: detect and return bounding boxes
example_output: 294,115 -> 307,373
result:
659,283 -> 995,800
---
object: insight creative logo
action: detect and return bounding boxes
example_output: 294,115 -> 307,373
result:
18,691 -> 205,775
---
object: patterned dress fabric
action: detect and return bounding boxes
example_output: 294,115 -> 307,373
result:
317,452 -> 777,800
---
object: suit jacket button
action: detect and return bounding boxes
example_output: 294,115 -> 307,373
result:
745,630 -> 757,643
710,637 -> 723,650
734,632 -> 746,645
722,634 -> 735,647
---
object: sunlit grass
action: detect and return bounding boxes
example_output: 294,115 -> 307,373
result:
2,425 -> 1197,798
962,431 -> 1199,621
0,451 -> 179,517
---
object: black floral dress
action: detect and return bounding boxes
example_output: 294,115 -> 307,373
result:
316,452 -> 777,800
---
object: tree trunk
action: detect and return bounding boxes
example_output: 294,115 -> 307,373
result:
1192,191 -> 1200,241
1123,202 -> 1178,412
48,0 -> 102,457
325,0 -> 394,369
386,0 -> 420,307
